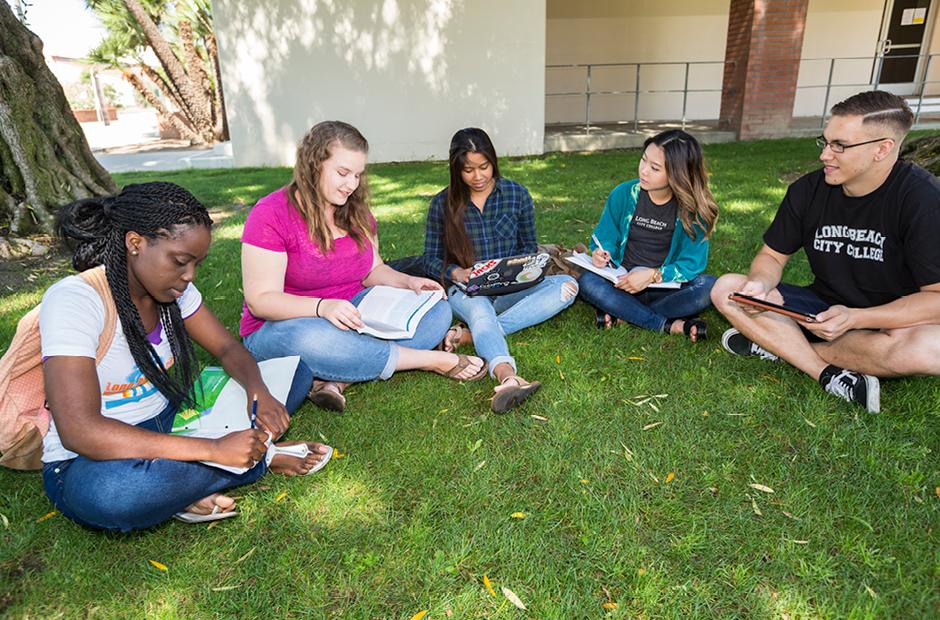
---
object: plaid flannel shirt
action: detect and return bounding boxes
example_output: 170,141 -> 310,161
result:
422,178 -> 538,281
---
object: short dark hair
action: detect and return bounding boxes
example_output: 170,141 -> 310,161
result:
830,90 -> 914,136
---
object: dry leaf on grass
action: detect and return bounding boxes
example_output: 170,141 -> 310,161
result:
602,601 -> 618,609
781,511 -> 801,521
0,513 -> 8,529
665,472 -> 675,484
627,356 -> 644,361
501,586 -> 527,610
483,573 -> 497,596
530,414 -> 548,422
211,584 -> 241,592
510,512 -> 526,519
749,483 -> 775,494
555,354 -> 561,364
751,497 -> 762,516
275,491 -> 288,502
235,547 -> 255,564
148,560 -> 168,571
409,611 -> 428,620
642,422 -> 661,431
788,539 -> 809,544
36,510 -> 57,523
474,460 -> 486,471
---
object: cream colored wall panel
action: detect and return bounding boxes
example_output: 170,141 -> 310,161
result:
215,0 -> 546,166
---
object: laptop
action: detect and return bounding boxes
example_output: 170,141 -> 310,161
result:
454,252 -> 550,296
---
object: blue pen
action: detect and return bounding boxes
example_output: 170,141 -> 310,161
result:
250,395 -> 258,429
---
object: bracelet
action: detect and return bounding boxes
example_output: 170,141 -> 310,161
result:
315,298 -> 324,317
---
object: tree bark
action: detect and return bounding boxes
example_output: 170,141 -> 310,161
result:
0,3 -> 115,235
902,134 -> 940,176
205,33 -> 229,141
122,0 -> 214,142
122,69 -> 203,144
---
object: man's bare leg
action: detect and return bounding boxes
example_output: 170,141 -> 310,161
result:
712,274 -> 829,379
813,325 -> 940,378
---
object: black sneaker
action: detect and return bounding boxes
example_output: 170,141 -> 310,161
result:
818,365 -> 880,413
720,328 -> 779,361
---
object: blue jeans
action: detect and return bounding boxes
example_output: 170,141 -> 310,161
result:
578,271 -> 716,332
447,275 -> 577,376
41,361 -> 314,533
244,287 -> 452,382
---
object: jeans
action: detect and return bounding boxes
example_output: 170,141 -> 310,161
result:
447,274 -> 577,376
385,255 -> 430,278
41,360 -> 315,533
244,287 -> 452,382
578,271 -> 716,332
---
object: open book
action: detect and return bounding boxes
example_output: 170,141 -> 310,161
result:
171,356 -> 300,473
355,286 -> 444,339
564,252 -> 681,289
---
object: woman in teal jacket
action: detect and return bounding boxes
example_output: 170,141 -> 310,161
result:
578,130 -> 719,341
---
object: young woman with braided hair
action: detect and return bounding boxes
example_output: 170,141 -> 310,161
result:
40,182 -> 330,532
240,121 -> 485,413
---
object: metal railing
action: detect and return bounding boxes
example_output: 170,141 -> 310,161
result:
545,60 -> 731,131
797,53 -> 940,128
546,54 -> 940,132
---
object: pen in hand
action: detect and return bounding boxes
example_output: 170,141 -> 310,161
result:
250,394 -> 258,429
591,234 -> 612,267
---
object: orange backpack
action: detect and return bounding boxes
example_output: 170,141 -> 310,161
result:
0,267 -> 117,470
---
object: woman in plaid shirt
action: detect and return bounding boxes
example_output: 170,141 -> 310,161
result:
423,128 -> 579,413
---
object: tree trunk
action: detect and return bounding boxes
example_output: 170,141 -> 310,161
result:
902,134 -> 940,176
0,3 -> 115,236
205,33 -> 229,141
122,0 -> 214,143
122,69 -> 203,144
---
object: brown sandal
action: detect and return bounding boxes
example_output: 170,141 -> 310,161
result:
308,381 -> 346,412
435,354 -> 487,381
491,375 -> 541,413
438,324 -> 466,352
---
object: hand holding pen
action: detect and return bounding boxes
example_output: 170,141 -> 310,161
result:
591,234 -> 612,268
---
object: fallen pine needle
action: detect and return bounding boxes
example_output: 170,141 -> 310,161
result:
483,573 -> 497,596
749,483 -> 775,494
211,584 -> 241,592
235,547 -> 256,564
148,560 -> 168,571
530,414 -> 548,422
474,460 -> 486,471
501,586 -> 527,610
788,539 -> 809,544
642,422 -> 661,431
627,356 -> 644,361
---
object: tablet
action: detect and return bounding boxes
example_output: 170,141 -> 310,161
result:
728,292 -> 817,322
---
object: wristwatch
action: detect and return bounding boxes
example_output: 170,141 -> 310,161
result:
651,269 -> 663,284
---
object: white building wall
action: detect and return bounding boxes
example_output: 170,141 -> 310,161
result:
214,0 -> 546,166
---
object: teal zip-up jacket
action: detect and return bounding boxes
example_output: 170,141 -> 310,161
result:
589,179 -> 709,283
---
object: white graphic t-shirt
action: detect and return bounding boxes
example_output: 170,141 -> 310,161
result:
38,274 -> 202,463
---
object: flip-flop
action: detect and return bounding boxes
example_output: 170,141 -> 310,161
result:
437,324 -> 466,352
491,376 -> 541,413
269,443 -> 333,476
669,317 -> 707,342
436,354 -> 487,381
174,504 -> 239,523
308,382 -> 346,412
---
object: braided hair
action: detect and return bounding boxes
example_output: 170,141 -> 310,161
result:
56,182 -> 213,408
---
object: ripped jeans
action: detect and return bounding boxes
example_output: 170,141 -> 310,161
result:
446,275 -> 577,376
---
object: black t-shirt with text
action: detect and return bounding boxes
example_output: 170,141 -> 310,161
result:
764,160 -> 940,308
622,189 -> 678,270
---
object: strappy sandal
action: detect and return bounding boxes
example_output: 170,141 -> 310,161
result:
308,381 -> 346,412
437,324 -> 466,352
436,354 -> 488,381
491,375 -> 542,413
668,317 -> 708,342
594,309 -> 623,330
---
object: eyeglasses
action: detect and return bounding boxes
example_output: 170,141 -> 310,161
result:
815,136 -> 888,153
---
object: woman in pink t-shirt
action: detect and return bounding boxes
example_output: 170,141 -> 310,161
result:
241,121 -> 486,411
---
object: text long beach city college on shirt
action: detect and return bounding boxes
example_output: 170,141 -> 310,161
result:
763,160 -> 940,309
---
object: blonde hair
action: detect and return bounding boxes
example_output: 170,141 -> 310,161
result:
287,121 -> 372,253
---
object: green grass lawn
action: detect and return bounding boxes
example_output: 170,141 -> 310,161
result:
1,137 -> 938,619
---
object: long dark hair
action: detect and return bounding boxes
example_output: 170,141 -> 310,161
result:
56,182 -> 213,408
288,120 -> 372,253
443,127 -> 501,269
643,130 -> 718,239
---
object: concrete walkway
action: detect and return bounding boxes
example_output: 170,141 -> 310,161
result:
94,142 -> 234,173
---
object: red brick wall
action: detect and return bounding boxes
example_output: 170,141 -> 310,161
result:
720,0 -> 810,139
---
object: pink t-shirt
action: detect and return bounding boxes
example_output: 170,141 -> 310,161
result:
239,187 -> 376,337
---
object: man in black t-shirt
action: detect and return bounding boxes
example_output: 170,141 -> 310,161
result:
711,91 -> 940,413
